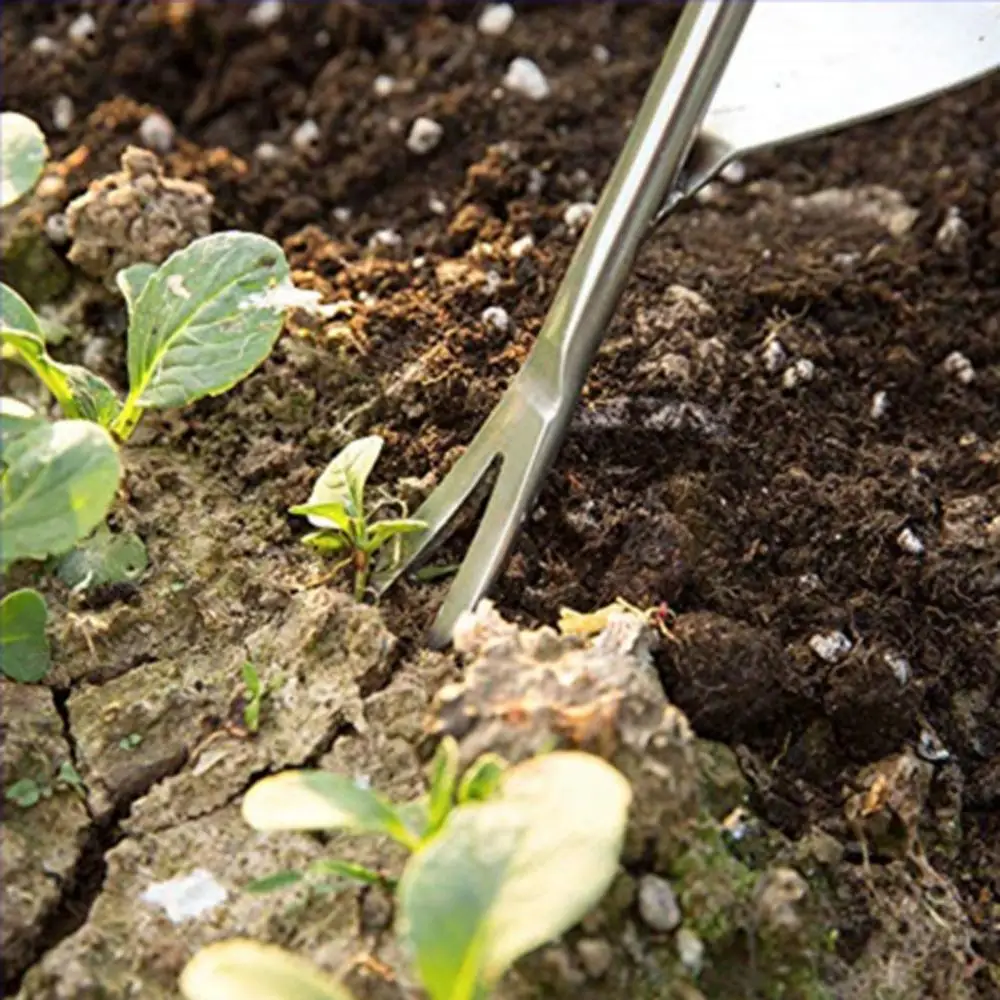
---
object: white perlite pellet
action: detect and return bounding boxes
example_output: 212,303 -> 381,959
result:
254,141 -> 281,164
564,201 -> 595,233
762,338 -> 787,373
592,44 -> 611,65
139,112 -> 175,154
52,95 -> 74,132
481,305 -> 511,333
477,3 -> 515,37
67,13 -> 97,43
406,117 -> 443,155
943,350 -> 975,384
372,74 -> 395,98
369,229 -> 402,252
246,0 -> 284,29
509,234 -> 534,259
503,57 -> 550,101
333,206 -> 352,223
428,195 -> 447,216
896,527 -> 925,556
45,213 -> 70,245
870,390 -> 889,420
934,207 -> 970,255
782,358 -> 815,389
720,159 -> 746,185
291,119 -> 320,154
30,36 -> 59,56
808,631 -> 852,663
883,651 -> 911,686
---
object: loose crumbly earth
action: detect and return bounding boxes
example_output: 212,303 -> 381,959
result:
2,3 -> 998,998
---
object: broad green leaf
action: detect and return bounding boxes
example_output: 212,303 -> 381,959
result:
0,397 -> 44,446
398,753 -> 632,999
0,113 -> 47,208
365,518 -> 426,554
242,770 -> 419,849
56,525 -> 148,591
304,437 -> 383,526
0,420 -> 121,568
180,940 -> 355,1000
123,232 -> 289,413
290,501 -> 353,535
115,262 -> 156,324
1,283 -> 44,336
0,588 -> 50,683
457,754 -> 506,804
426,736 -> 459,836
5,778 -> 43,808
1,326 -> 121,425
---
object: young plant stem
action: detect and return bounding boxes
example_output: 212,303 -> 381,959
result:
110,396 -> 143,441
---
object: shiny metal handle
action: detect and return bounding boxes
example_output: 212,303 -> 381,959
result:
526,0 -> 754,400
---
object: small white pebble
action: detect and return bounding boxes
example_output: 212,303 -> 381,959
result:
67,12 -> 97,43
246,0 -> 284,29
934,206 -> 970,255
809,631 -> 852,663
477,3 -> 515,37
314,29 -> 331,47
896,526 -> 924,556
720,159 -> 746,185
411,255 -> 426,269
386,116 -> 403,136
676,929 -> 705,976
483,271 -> 502,296
592,44 -> 611,65
942,350 -> 975,384
45,213 -> 70,245
509,234 -> 534,259
291,119 -> 321,154
694,181 -> 724,205
52,95 -> 74,133
254,141 -> 281,165
503,57 -> 550,101
406,116 -> 443,155
428,195 -> 447,216
30,35 -> 60,56
782,357 -> 815,389
564,201 -> 595,233
527,168 -> 545,196
762,338 -> 787,373
372,74 -> 395,99
333,206 -> 352,224
883,651 -> 911,686
369,229 -> 402,252
481,305 -> 511,334
870,390 -> 889,420
139,112 -> 175,154
833,251 -> 861,270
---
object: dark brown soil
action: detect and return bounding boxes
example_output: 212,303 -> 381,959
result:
3,1 -> 999,996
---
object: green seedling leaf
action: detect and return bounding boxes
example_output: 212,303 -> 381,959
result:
457,753 -> 506,804
55,761 -> 86,795
365,518 -> 426,555
5,777 -> 43,809
1,282 -> 44,336
426,736 -> 460,837
117,232 -> 289,435
308,858 -> 394,888
303,436 -> 383,526
1,322 -> 121,425
119,733 -> 143,751
289,502 -> 353,535
1,420 -> 122,569
398,752 -> 632,1000
242,661 -> 262,697
0,588 -> 51,683
301,530 -> 350,554
0,397 -> 45,447
0,112 -> 47,208
56,525 -> 148,591
116,262 -> 157,323
241,661 -> 263,733
180,939 -> 355,1000
245,870 -> 305,894
242,770 -> 419,850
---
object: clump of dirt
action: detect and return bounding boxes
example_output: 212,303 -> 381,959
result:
65,145 -> 212,282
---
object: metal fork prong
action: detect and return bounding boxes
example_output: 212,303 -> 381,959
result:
424,441 -> 542,648
370,417 -> 503,595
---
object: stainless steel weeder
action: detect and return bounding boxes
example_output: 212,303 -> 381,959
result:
374,0 -> 1000,648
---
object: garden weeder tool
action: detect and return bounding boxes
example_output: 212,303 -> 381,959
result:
374,0 -> 1000,648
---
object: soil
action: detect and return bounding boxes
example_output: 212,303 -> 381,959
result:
2,2 -> 999,999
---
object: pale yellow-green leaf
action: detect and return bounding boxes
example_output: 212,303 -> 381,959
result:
180,940 -> 354,1000
1,113 -> 47,208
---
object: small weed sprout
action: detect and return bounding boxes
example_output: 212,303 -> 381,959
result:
290,436 -> 425,601
4,757 -> 86,809
181,741 -> 632,1000
239,661 -> 282,735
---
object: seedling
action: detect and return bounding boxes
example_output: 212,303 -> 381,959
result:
119,733 -> 143,751
290,436 -> 425,601
239,661 -> 282,735
181,741 -> 632,1000
4,758 -> 86,809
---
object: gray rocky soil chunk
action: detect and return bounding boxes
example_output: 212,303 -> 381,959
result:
2,683 -> 93,986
